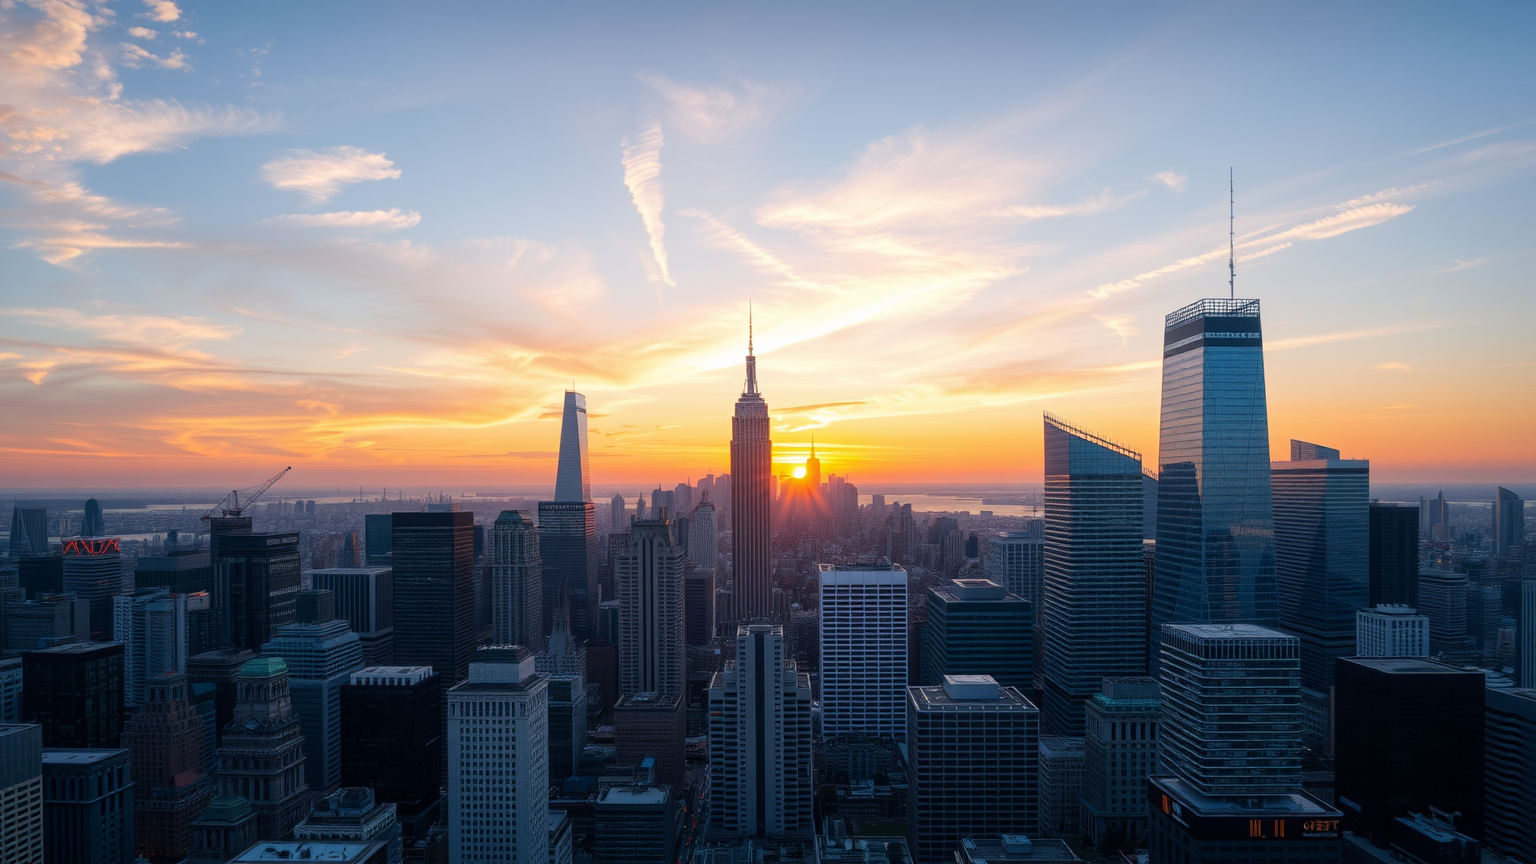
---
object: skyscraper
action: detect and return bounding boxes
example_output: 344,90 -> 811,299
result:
1483,687 -> 1536,857
1041,413 -> 1147,735
1271,439 -> 1368,743
730,324 -> 773,623
539,392 -> 599,641
61,536 -> 124,640
919,578 -> 1031,693
1368,503 -> 1419,607
81,498 -> 106,538
1519,579 -> 1536,688
1082,677 -> 1160,845
1495,486 -> 1525,558
8,508 -> 49,558
22,641 -> 124,748
0,723 -> 44,864
363,514 -> 392,567
1355,605 -> 1430,657
122,673 -> 215,863
610,494 -> 626,532
261,619 -> 365,791
390,511 -> 475,696
1152,298 -> 1278,665
40,747 -> 133,864
309,567 -> 394,667
216,657 -> 310,840
906,675 -> 1038,864
447,647 -> 548,864
215,531 -> 301,652
491,511 -> 543,652
616,518 -> 686,701
818,562 -> 908,739
113,587 -> 189,708
340,667 -> 442,839
708,623 -> 813,840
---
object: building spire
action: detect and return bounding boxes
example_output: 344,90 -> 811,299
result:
743,302 -> 759,396
1229,167 -> 1235,300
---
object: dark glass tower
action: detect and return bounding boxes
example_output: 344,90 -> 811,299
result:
490,510 -> 543,652
390,511 -> 475,692
1272,440 -> 1369,698
1368,503 -> 1419,606
919,578 -> 1032,694
1152,298 -> 1277,666
339,667 -> 443,839
214,531 -> 301,652
22,641 -> 124,748
539,391 -> 599,641
1495,486 -> 1525,558
1041,414 -> 1147,736
730,325 -> 772,623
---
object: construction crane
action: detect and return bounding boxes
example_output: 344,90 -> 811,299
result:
201,467 -> 293,521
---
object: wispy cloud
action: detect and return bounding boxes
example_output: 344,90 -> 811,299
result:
2,308 -> 241,346
1436,258 -> 1485,274
1265,202 -> 1414,242
1151,171 -> 1186,192
268,209 -> 421,230
1404,123 -> 1518,157
638,73 -> 791,144
120,42 -> 190,71
988,189 -> 1145,220
1375,361 -> 1413,372
261,147 -> 402,203
621,122 -> 674,288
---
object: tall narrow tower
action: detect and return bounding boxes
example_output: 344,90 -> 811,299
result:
731,319 -> 773,622
539,391 -> 599,640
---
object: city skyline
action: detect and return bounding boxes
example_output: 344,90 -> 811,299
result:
3,3 -> 1535,490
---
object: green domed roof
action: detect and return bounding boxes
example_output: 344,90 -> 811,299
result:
238,656 -> 288,677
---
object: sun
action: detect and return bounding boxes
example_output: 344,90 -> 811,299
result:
792,464 -> 807,479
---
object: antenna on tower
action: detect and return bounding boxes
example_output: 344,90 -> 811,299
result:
1228,167 -> 1235,300
748,300 -> 754,355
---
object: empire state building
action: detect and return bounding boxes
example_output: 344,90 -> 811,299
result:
730,323 -> 773,622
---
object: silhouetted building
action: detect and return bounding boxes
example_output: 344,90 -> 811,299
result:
907,675 -> 1038,864
215,657 -> 309,840
0,723 -> 44,863
364,514 -> 392,567
1519,579 -> 1536,689
1494,487 -> 1525,558
8,508 -> 49,559
41,748 -> 133,864
1082,677 -> 1159,845
1417,570 -> 1469,650
1042,414 -> 1146,735
0,658 -> 19,722
122,673 -> 214,863
1368,503 -> 1419,607
1484,687 -> 1536,857
730,328 -> 773,624
309,567 -> 394,667
540,392 -> 599,641
215,531 -> 301,652
4,592 -> 88,652
1152,299 -> 1278,668
340,667 -> 442,839
1334,657 -> 1484,845
22,641 -> 124,748
186,649 -> 254,748
81,499 -> 106,539
545,675 -> 587,784
614,690 -> 686,787
920,578 -> 1031,694
390,510 -> 475,700
134,549 -> 213,596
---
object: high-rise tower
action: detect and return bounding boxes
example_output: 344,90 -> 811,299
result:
491,511 -> 543,652
1151,298 -> 1277,666
730,321 -> 773,622
539,391 -> 599,640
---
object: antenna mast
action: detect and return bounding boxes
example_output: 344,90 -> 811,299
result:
1228,168 -> 1235,300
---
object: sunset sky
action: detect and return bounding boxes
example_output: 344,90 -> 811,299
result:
2,2 -> 1533,491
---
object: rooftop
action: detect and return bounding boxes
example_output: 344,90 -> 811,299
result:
817,561 -> 904,573
25,641 -> 122,656
239,657 -> 289,677
910,682 -> 1035,713
1164,622 -> 1290,641
40,748 -> 125,765
231,841 -> 383,862
1164,297 -> 1261,329
1151,775 -> 1339,817
1340,657 -> 1479,676
958,835 -> 1080,863
598,785 -> 669,806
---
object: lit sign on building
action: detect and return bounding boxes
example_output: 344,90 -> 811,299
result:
63,537 -> 120,556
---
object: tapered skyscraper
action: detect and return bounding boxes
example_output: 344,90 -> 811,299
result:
730,322 -> 773,622
539,391 -> 599,640
1151,298 -> 1277,666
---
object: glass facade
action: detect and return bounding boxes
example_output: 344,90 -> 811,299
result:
1041,414 -> 1147,736
391,511 -> 476,693
536,502 -> 598,642
1152,299 -> 1277,667
919,579 -> 1032,694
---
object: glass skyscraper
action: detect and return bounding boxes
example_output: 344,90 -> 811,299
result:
1041,414 -> 1147,736
539,391 -> 598,640
1152,298 -> 1277,666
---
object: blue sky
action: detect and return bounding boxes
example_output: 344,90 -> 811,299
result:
1,1 -> 1533,487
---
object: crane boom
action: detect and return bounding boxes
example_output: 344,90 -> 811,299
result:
201,467 -> 293,521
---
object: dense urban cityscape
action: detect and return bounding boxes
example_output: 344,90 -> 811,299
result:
0,291 -> 1531,864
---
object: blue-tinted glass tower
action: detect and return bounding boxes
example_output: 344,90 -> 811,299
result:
539,391 -> 599,641
1041,414 -> 1147,736
1151,298 -> 1277,666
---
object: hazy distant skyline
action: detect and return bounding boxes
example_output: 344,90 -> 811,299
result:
2,2 -> 1533,488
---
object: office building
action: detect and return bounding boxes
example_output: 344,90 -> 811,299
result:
1146,775 -> 1342,864
293,787 -> 402,864
611,494 -> 627,532
1495,487 -> 1525,558
215,657 -> 310,840
592,785 -> 678,864
985,528 -> 1045,615
22,641 -> 123,748
4,592 -> 89,652
309,567 -> 394,666
1520,579 -> 1536,688
81,498 -> 106,538
1368,503 -> 1418,607
340,667 -> 442,839
1417,570 -> 1469,650
689,498 -> 718,572
685,564 -> 716,647
906,675 -> 1039,864
61,536 -> 124,640
1484,687 -> 1536,856
1334,657 -> 1484,845
1159,624 -> 1300,795
40,748 -> 133,864
549,809 -> 572,864
818,562 -> 907,739
919,578 -> 1031,693
262,619 -> 365,791
17,555 -> 64,600
113,587 -> 188,708
447,646 -> 549,864
490,511 -> 543,653
540,392 -> 600,642
616,518 -> 686,701
187,794 -> 257,864
391,510 -> 475,699
134,549 -> 213,596
954,836 -> 1078,864
613,690 -> 686,786
0,723 -> 44,864
1082,677 -> 1159,845
1355,605 -> 1430,657
186,648 -> 255,748
216,531 -> 301,652
1042,414 -> 1146,735
0,658 -> 20,722
544,675 -> 587,783
730,326 -> 773,623
1038,736 -> 1085,838
8,508 -> 49,558
708,623 -> 814,840
363,514 -> 392,567
1152,299 -> 1278,667
122,673 -> 214,863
